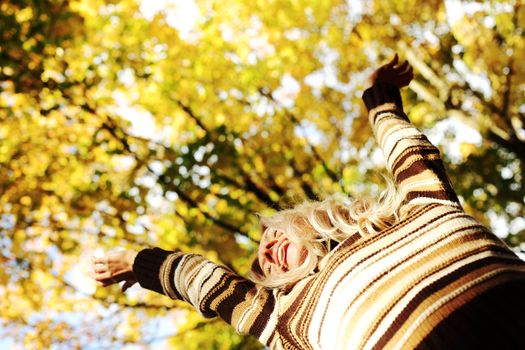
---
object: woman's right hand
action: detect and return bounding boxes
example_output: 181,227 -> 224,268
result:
91,250 -> 138,292
364,53 -> 413,90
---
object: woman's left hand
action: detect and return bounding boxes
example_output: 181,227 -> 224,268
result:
91,250 -> 138,292
365,53 -> 413,90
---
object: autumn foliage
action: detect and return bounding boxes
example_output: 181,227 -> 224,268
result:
1,0 -> 524,348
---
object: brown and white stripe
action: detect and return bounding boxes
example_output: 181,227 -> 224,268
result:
133,83 -> 525,349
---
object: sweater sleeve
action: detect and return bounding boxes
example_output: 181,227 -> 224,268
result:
362,83 -> 461,207
132,247 -> 278,342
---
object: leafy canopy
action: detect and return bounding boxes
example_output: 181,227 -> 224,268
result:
1,0 -> 523,348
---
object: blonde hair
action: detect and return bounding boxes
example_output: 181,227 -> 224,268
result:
249,177 -> 410,288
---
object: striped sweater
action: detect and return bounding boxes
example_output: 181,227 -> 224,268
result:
133,83 -> 525,349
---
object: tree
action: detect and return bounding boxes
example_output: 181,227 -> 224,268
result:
1,0 -> 523,348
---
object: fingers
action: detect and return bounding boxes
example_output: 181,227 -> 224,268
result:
398,64 -> 414,86
92,265 -> 106,274
386,53 -> 399,67
393,60 -> 410,73
386,56 -> 411,75
91,256 -> 114,284
396,64 -> 413,79
93,270 -> 112,281
383,54 -> 414,88
92,255 -> 108,265
367,53 -> 415,90
92,271 -> 119,287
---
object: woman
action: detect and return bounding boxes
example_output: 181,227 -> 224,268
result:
92,55 -> 525,349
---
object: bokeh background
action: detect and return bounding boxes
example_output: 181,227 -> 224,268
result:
1,0 -> 524,348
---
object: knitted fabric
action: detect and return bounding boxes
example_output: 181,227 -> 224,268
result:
133,83 -> 525,349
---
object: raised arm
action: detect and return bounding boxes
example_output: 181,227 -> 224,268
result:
92,248 -> 279,344
362,55 -> 460,208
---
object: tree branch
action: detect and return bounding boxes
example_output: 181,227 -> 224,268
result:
289,158 -> 319,201
174,99 -> 282,208
486,130 -> 525,163
176,100 -> 211,134
171,184 -> 251,238
258,87 -> 341,184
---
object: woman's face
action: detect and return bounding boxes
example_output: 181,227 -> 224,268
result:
257,226 -> 306,277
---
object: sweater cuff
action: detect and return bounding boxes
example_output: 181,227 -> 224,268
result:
362,82 -> 403,112
132,247 -> 173,294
